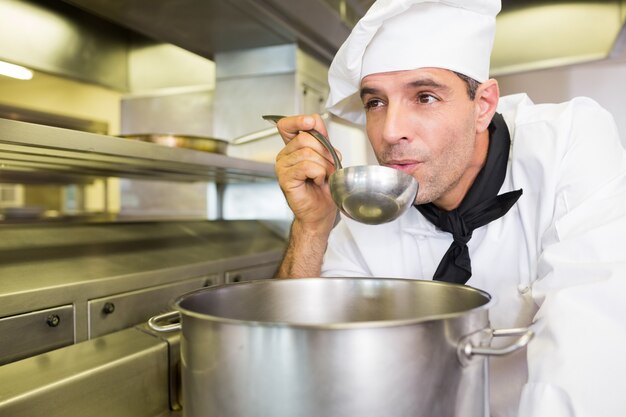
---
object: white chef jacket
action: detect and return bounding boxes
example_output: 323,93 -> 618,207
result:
322,93 -> 626,417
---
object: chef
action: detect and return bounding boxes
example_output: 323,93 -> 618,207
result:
273,0 -> 626,416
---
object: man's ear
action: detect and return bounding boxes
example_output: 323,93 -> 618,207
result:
475,79 -> 500,133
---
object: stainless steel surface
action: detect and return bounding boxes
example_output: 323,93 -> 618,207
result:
231,125 -> 282,145
172,278 -> 495,417
62,0 -> 626,75
88,276 -> 214,338
4,0 -> 625,101
0,220 -> 285,344
214,43 -> 298,80
0,103 -> 109,134
264,114 -> 418,225
331,165 -> 419,224
120,131 -> 285,154
0,118 -> 275,182
148,261 -> 281,332
126,38 -> 215,93
0,327 -> 170,417
51,0 -> 626,81
121,88 -> 215,139
140,324 -> 184,412
461,327 -> 534,358
120,133 -> 229,154
149,311 -> 182,333
213,45 -> 329,164
0,220 -> 282,413
61,0 -> 354,64
0,0 -> 128,90
0,76 -> 287,416
224,262 -> 279,283
0,304 -> 74,365
148,264 -> 278,332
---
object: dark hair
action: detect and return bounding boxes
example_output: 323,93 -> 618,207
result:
453,71 -> 480,100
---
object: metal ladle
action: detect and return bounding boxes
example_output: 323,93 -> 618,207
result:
264,115 -> 419,225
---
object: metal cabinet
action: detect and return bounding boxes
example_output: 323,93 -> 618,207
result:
88,275 -> 217,338
0,304 -> 74,365
225,262 -> 278,284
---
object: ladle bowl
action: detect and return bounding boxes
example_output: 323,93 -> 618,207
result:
330,165 -> 418,225
263,115 -> 419,225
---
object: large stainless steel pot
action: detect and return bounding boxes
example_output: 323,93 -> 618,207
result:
149,278 -> 533,417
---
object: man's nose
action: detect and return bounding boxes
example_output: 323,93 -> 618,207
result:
381,103 -> 412,144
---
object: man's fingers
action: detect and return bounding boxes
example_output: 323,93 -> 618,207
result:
276,114 -> 329,143
277,131 -> 339,170
279,159 -> 329,189
277,145 -> 335,180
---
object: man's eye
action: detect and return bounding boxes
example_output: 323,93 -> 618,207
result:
417,94 -> 438,104
364,99 -> 384,110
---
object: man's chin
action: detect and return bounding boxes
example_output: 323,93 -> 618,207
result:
413,195 -> 433,206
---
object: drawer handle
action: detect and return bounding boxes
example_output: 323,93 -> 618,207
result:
46,314 -> 61,327
102,302 -> 116,315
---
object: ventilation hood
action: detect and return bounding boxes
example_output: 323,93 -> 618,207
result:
61,0 -> 356,64
3,0 -> 625,90
58,0 -> 626,75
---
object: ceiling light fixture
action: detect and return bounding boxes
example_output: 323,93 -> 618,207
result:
0,60 -> 33,80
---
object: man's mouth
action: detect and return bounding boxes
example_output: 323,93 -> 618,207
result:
383,160 -> 421,175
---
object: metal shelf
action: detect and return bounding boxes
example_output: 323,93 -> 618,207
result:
0,118 -> 276,182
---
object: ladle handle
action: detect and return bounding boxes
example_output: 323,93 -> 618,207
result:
262,114 -> 342,169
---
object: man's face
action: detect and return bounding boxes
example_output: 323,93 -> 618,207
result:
360,68 -> 483,206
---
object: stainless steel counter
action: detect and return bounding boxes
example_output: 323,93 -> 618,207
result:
0,220 -> 284,310
0,220 -> 285,363
0,326 -> 176,417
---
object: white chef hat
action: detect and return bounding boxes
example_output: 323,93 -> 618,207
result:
326,0 -> 501,125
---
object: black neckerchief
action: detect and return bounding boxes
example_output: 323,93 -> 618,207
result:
415,113 -> 523,284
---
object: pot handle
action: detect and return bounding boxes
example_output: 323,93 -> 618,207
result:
148,311 -> 182,333
460,327 -> 534,359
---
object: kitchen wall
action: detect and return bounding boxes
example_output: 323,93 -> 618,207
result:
496,52 -> 626,148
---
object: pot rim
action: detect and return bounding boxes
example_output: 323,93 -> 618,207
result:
173,277 -> 494,330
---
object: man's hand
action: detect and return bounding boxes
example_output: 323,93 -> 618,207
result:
275,114 -> 339,234
274,114 -> 341,277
